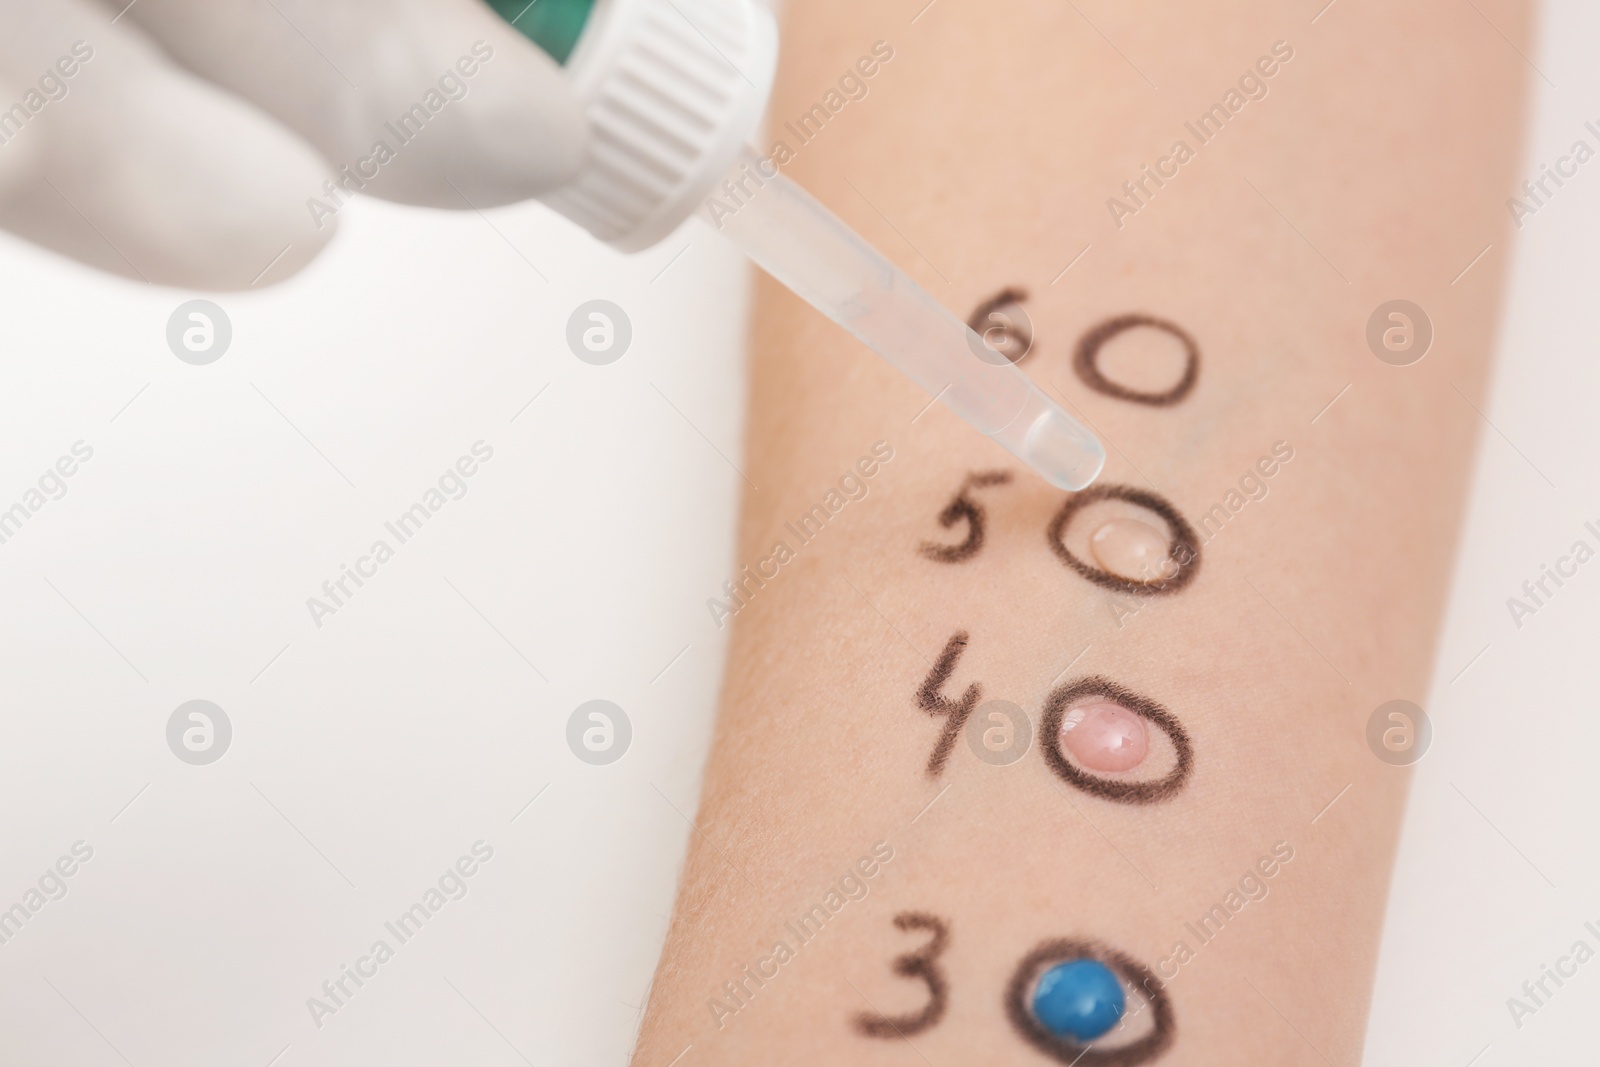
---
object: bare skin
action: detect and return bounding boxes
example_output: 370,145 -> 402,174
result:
634,1 -> 1531,1063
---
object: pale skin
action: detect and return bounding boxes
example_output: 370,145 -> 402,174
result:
633,1 -> 1532,1063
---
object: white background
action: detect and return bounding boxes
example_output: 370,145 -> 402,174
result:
0,186 -> 748,1064
0,2 -> 1595,1065
1365,2 -> 1600,1064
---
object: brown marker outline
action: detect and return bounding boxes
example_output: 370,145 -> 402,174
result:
1046,484 -> 1201,596
916,632 -> 981,777
967,287 -> 1034,364
855,912 -> 951,1039
1073,314 -> 1199,407
919,471 -> 1013,564
1004,938 -> 1175,1066
1040,677 -> 1194,804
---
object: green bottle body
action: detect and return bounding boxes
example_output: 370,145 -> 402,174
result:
485,0 -> 595,64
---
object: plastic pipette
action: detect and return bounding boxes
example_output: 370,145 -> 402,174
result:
492,0 -> 1106,490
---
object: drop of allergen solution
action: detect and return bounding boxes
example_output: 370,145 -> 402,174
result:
1060,702 -> 1149,773
1089,518 -> 1176,583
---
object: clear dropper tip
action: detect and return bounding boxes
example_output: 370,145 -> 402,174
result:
990,387 -> 1106,491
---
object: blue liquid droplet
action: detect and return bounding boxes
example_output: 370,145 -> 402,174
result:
1032,958 -> 1126,1042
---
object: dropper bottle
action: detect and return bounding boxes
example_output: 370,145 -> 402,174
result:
488,0 -> 1106,490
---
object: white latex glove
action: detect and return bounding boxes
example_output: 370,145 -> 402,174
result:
0,0 -> 587,288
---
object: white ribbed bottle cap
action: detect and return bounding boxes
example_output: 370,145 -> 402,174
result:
540,0 -> 778,252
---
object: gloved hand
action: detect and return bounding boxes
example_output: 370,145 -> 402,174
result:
0,0 -> 587,288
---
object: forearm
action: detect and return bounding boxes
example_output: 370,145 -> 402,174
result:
636,1 -> 1529,1063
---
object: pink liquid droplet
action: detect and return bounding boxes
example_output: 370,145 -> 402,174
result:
1061,702 -> 1149,772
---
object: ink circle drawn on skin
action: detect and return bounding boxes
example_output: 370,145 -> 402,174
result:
1005,938 -> 1175,1066
1073,314 -> 1198,406
1047,485 -> 1201,596
966,287 -> 1034,365
1041,677 -> 1193,804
